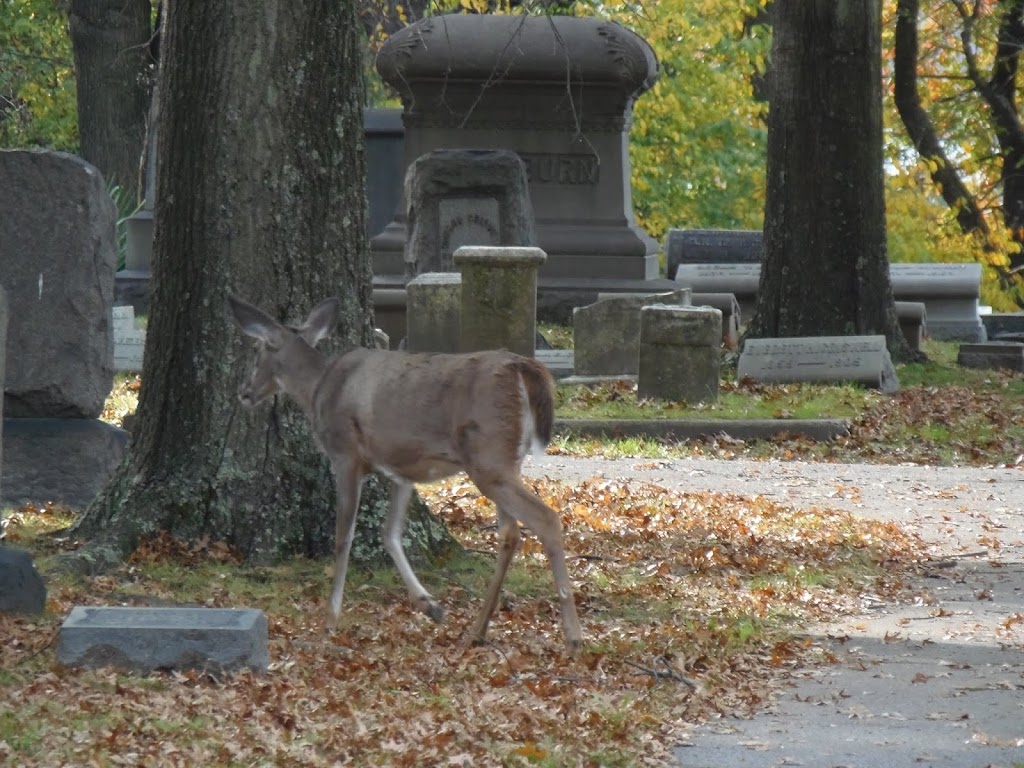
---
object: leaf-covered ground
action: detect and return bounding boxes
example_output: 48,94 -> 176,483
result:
2,477 -> 929,767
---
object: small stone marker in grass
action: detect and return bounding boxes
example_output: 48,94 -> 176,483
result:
738,335 -> 900,394
57,606 -> 269,673
956,341 -> 1024,372
0,546 -> 47,615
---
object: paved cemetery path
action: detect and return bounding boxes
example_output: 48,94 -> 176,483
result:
520,455 -> 1024,768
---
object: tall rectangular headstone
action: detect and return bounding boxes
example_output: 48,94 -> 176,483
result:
0,150 -> 116,418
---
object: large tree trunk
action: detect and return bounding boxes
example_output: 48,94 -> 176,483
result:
747,0 -> 910,360
69,0 -> 153,201
66,0 -> 456,573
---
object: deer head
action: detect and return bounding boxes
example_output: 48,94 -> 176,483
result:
227,294 -> 339,408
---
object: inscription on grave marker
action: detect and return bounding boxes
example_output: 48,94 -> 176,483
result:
439,197 -> 501,271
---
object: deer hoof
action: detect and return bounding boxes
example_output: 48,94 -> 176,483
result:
420,597 -> 445,624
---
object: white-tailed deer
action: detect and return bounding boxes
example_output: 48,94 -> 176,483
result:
227,294 -> 583,654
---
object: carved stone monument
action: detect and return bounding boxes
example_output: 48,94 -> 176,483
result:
374,13 -> 660,280
404,149 -> 534,276
737,336 -> 900,393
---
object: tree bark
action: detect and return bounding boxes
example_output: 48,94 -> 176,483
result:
69,0 -> 153,201
747,0 -> 910,360
66,0 -> 456,573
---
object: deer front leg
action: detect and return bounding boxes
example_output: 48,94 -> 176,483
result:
326,457 -> 364,633
470,508 -> 520,645
383,479 -> 445,623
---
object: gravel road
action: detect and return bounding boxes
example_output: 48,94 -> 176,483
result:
521,455 -> 1024,768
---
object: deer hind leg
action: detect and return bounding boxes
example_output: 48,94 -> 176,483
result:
469,508 -> 521,645
327,457 -> 364,633
383,479 -> 445,623
474,477 -> 583,655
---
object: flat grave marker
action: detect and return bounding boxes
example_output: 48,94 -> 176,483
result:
58,606 -> 269,673
738,335 -> 899,393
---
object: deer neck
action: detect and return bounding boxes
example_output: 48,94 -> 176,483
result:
281,343 -> 329,417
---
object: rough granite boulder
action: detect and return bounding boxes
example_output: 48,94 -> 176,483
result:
0,149 -> 116,418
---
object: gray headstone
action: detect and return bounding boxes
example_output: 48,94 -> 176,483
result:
406,272 -> 462,353
454,246 -> 545,357
0,546 -> 47,615
113,305 -> 145,371
957,342 -> 1024,372
2,418 -> 129,509
637,305 -> 722,403
573,290 -> 690,376
895,301 -> 927,351
404,149 -> 534,277
0,286 -> 6,504
58,606 -> 269,673
690,292 -> 742,348
0,150 -> 117,418
981,313 -> 1024,341
738,336 -> 900,394
665,229 -> 761,284
373,14 -> 660,280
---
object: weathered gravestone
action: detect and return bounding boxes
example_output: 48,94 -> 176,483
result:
956,342 -> 1024,372
0,150 -> 129,508
981,313 -> 1024,342
58,606 -> 269,673
573,290 -> 690,376
0,285 -> 6,505
404,149 -> 534,277
737,336 -> 900,394
406,272 -> 462,353
113,305 -> 145,371
0,545 -> 47,615
454,246 -> 545,357
0,150 -> 116,417
889,263 -> 985,342
665,228 -> 761,283
638,305 -> 721,403
374,13 -> 660,280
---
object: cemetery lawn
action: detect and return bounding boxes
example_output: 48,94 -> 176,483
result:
1,477 -> 929,767
554,340 -> 1024,467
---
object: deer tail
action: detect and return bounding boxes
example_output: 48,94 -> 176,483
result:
515,357 -> 556,450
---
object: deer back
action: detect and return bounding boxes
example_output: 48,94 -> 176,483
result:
311,348 -> 554,483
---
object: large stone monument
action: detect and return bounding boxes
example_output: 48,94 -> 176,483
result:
374,13 -> 660,280
0,149 -> 129,508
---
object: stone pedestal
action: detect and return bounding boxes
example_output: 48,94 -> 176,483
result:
374,14 -> 660,280
454,246 -> 545,357
638,305 -> 721,404
406,273 -> 462,353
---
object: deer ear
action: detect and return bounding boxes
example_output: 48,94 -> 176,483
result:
227,294 -> 286,346
299,297 -> 340,346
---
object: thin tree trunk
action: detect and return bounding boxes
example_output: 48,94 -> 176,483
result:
893,0 -> 989,239
64,0 -> 456,574
69,0 -> 153,201
747,0 -> 910,360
